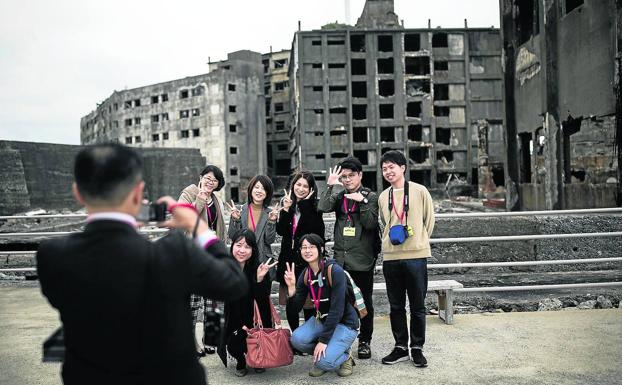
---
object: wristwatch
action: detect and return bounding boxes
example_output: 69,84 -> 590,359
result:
362,197 -> 369,204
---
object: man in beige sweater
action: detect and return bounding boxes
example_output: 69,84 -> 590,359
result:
378,150 -> 435,368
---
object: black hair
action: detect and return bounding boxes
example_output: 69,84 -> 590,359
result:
246,175 -> 274,207
74,143 -> 142,205
200,164 -> 225,191
299,233 -> 326,259
339,156 -> 363,173
229,229 -> 260,270
287,170 -> 318,210
380,150 -> 407,168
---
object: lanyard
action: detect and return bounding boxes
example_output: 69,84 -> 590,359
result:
307,266 -> 322,313
206,202 -> 215,229
342,197 -> 357,224
388,183 -> 409,227
249,206 -> 257,232
391,191 -> 406,225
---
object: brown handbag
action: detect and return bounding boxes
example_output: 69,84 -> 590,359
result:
245,300 -> 293,369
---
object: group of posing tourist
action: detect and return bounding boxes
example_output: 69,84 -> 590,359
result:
179,150 -> 435,378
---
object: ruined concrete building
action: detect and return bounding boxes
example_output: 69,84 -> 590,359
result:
80,51 -> 266,202
288,0 -> 505,192
263,49 -> 293,190
501,0 -> 622,209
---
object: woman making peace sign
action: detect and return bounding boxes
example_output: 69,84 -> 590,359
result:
276,171 -> 325,334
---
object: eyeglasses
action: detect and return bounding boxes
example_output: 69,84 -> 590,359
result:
202,176 -> 218,184
300,246 -> 317,251
339,173 -> 359,181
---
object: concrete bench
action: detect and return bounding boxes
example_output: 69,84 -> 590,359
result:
373,280 -> 464,325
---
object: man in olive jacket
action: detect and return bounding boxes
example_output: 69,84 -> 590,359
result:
318,156 -> 379,359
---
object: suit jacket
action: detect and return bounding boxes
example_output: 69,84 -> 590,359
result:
227,203 -> 276,264
36,220 -> 248,385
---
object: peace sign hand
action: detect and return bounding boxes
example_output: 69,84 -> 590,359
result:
284,262 -> 297,297
302,188 -> 315,200
282,189 -> 293,211
225,200 -> 241,220
257,259 -> 278,282
327,165 -> 343,186
268,203 -> 281,222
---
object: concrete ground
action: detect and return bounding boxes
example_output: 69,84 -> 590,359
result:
1,287 -> 620,385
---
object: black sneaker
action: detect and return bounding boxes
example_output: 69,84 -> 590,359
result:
381,347 -> 409,364
411,348 -> 428,367
358,341 -> 371,359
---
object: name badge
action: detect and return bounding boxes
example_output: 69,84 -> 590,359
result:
343,227 -> 356,237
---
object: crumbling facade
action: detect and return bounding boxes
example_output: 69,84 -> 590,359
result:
500,0 -> 622,209
289,0 -> 504,192
80,50 -> 266,202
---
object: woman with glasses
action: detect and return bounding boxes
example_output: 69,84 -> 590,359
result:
276,171 -> 325,339
285,234 -> 359,378
179,164 -> 226,357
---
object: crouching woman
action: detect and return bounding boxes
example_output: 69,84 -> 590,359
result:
284,234 -> 359,377
217,229 -> 277,377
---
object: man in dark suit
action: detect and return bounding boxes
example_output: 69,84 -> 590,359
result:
36,143 -> 248,385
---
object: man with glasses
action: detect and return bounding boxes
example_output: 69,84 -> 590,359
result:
318,156 -> 379,360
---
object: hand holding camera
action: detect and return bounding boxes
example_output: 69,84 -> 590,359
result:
155,196 -> 209,235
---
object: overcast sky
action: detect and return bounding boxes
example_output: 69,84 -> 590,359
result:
0,0 -> 499,145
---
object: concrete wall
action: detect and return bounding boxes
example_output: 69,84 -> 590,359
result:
0,141 -> 205,215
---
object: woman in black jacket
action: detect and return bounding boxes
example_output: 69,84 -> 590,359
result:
276,171 -> 325,333
217,229 -> 277,377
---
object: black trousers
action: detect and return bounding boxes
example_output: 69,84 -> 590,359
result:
347,269 -> 375,343
226,329 -> 247,367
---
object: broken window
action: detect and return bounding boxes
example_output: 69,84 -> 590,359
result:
410,170 -> 431,186
434,61 -> 449,71
353,150 -> 369,165
378,35 -> 393,52
230,146 -> 238,154
274,59 -> 288,68
565,0 -> 583,14
274,103 -> 284,112
192,108 -> 200,117
312,40 -> 321,46
266,118 -> 272,124
180,110 -> 189,119
266,101 -> 271,115
265,84 -> 271,95
432,33 -> 448,48
192,128 -> 200,137
163,132 -> 169,140
151,115 -> 160,123
517,0 -> 539,45
409,148 -> 428,163
406,79 -> 430,96
274,81 -> 289,91
229,105 -> 237,113
134,117 -> 141,125
179,89 -> 189,99
407,102 -> 422,118
262,59 -> 270,73
152,134 -> 159,141
352,104 -> 367,120
277,144 -> 288,151
519,132 -> 532,183
353,127 -> 368,143
434,106 -> 450,116
329,107 -> 347,114
379,79 -> 395,97
315,154 -> 325,159
229,124 -> 237,133
381,127 -> 396,142
436,127 -> 451,145
377,58 -> 394,74
275,121 -> 285,131
405,57 -> 430,75
437,150 -> 454,163
404,34 -> 421,52
434,84 -> 449,100
350,34 -> 365,52
135,136 -> 141,143
351,59 -> 366,75
191,86 -> 204,96
228,83 -> 236,91
327,40 -> 345,45
328,63 -> 346,68
312,86 -> 323,92
329,85 -> 347,91
125,136 -> 132,144
134,99 -> 141,107
230,167 -> 238,176
351,81 -> 367,98
362,171 -> 377,191
380,104 -> 394,119
124,101 -> 132,109
312,63 -> 322,68
161,93 -> 168,102
161,112 -> 169,121
314,108 -> 324,115
114,103 -> 119,111
151,95 -> 159,104
408,125 -> 422,141
181,130 -> 189,138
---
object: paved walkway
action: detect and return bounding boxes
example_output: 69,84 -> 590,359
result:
1,286 -> 620,385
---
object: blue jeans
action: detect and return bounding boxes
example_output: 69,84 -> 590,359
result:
383,258 -> 428,349
290,318 -> 358,371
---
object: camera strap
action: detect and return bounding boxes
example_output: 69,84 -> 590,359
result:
388,183 -> 409,227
